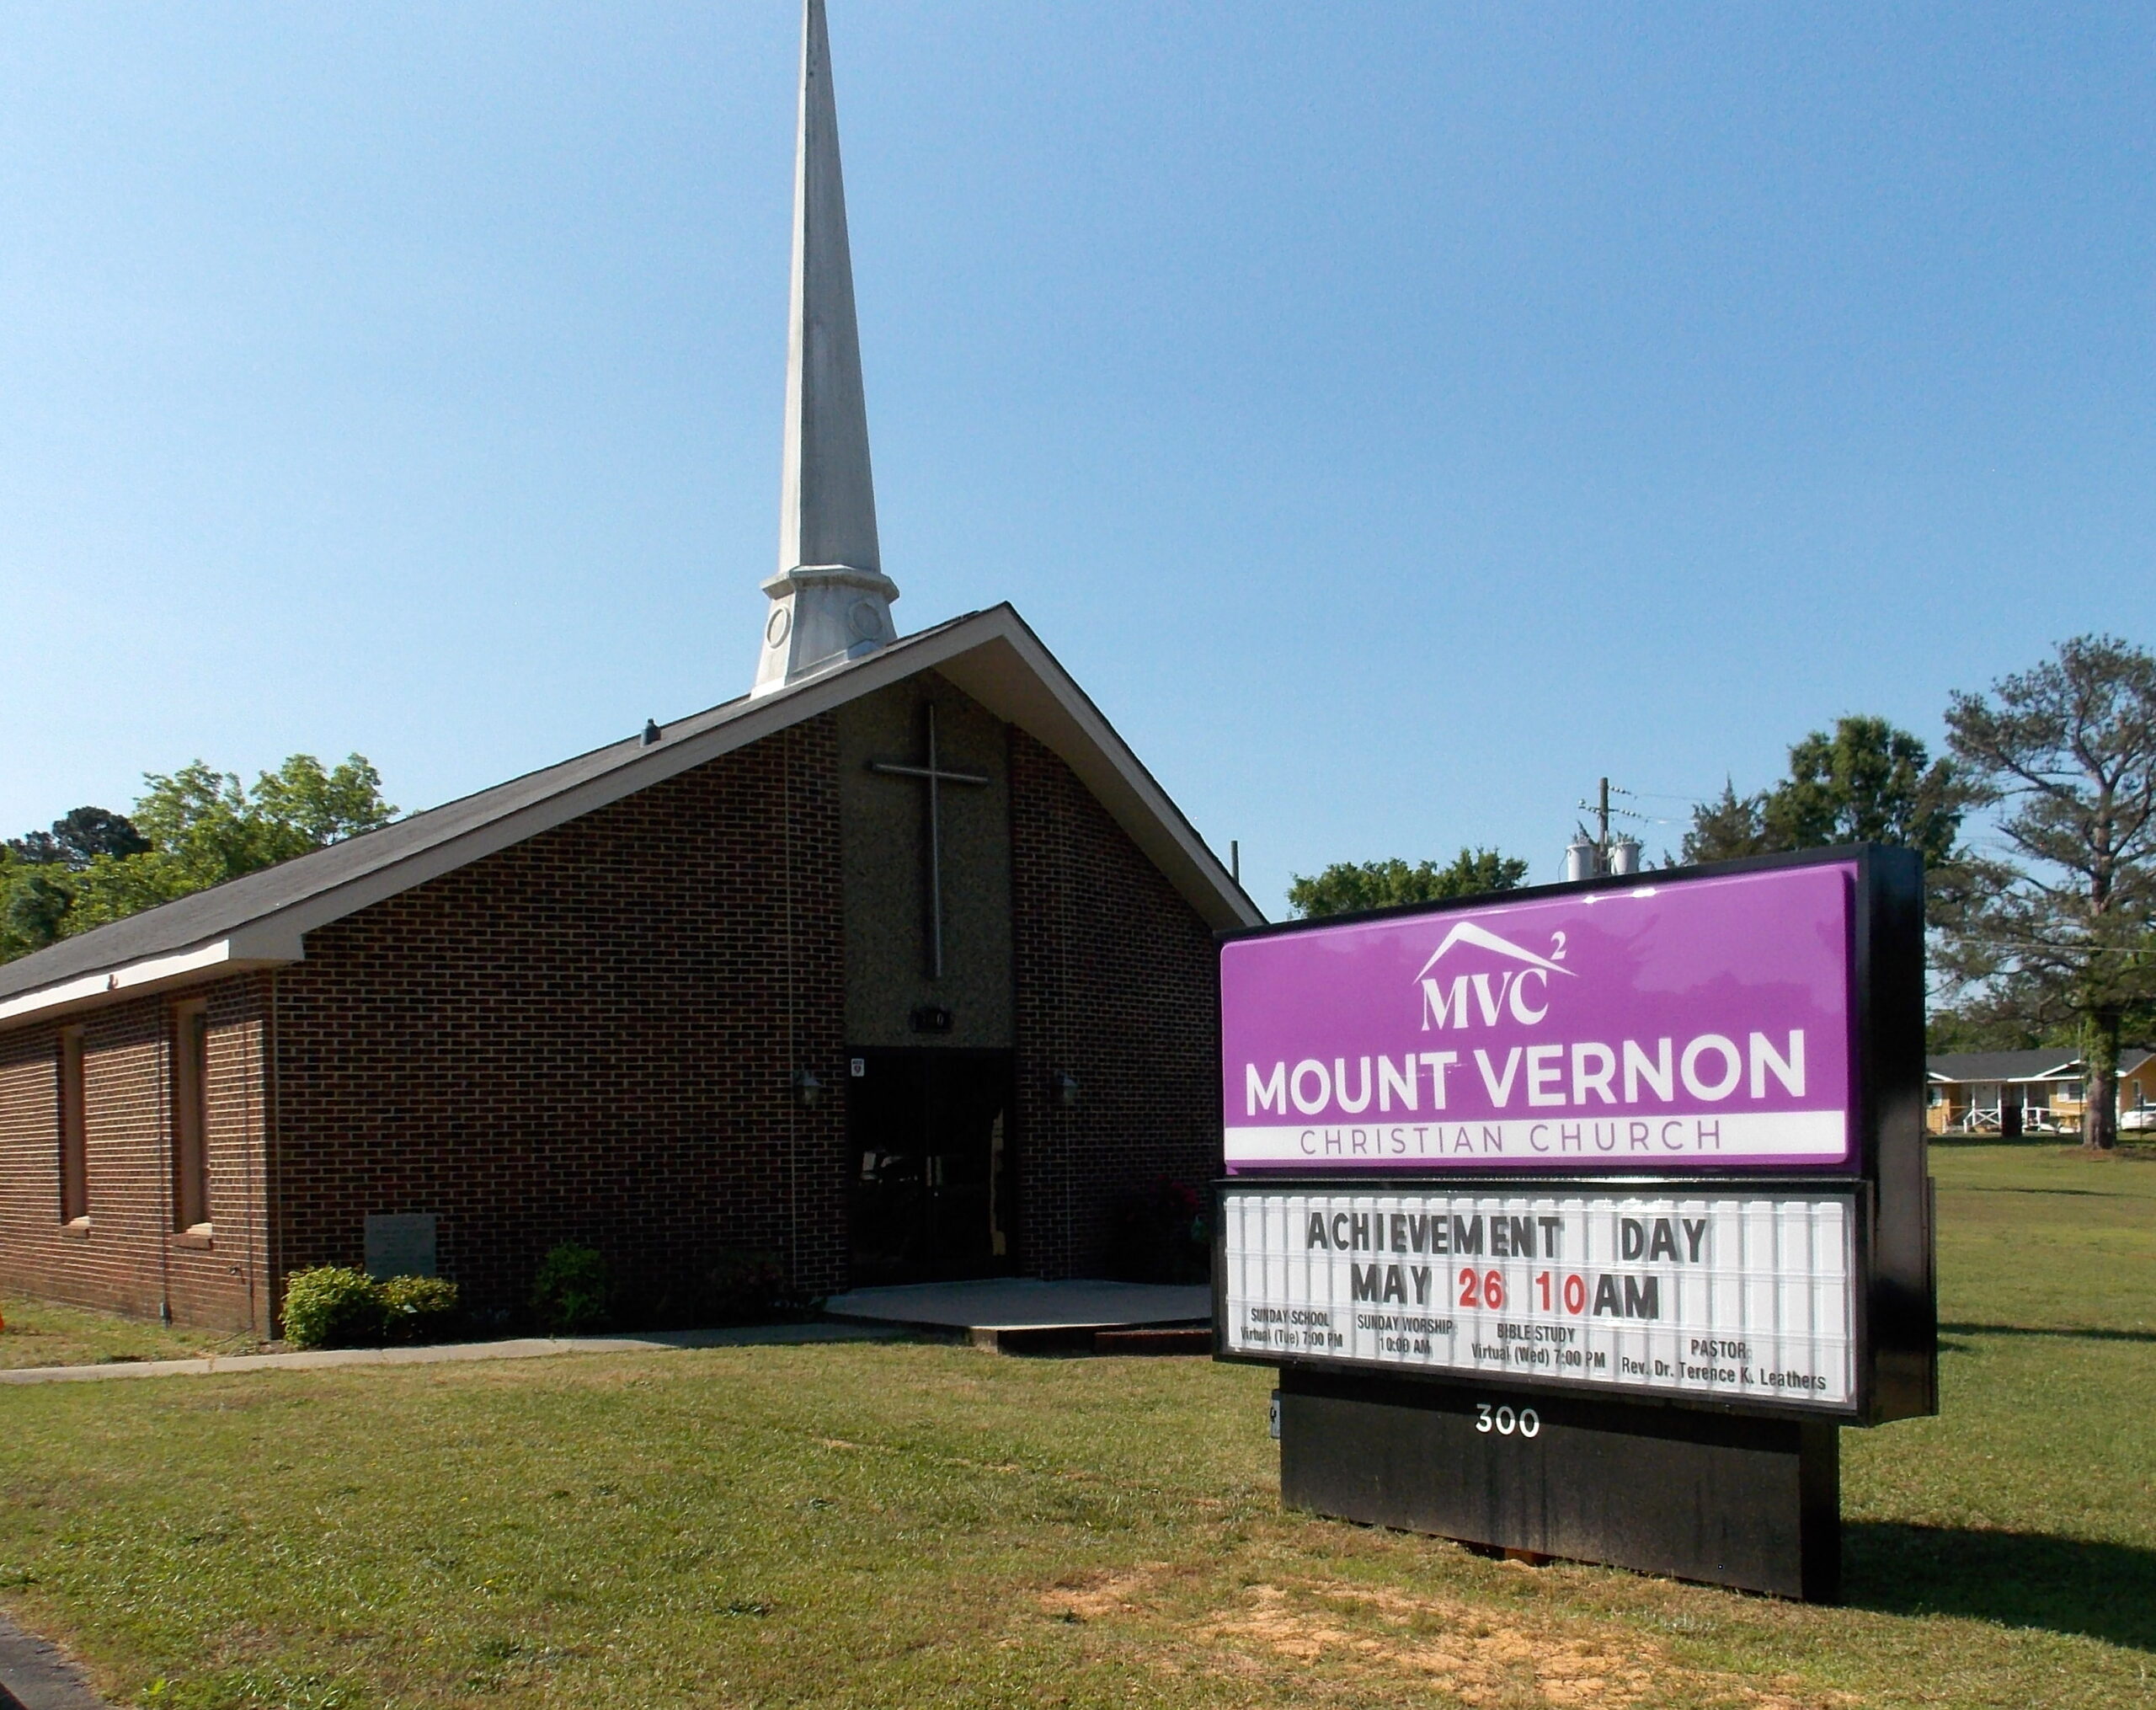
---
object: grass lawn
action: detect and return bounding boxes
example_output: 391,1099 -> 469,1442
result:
0,1144 -> 2150,1709
0,1296 -> 263,1371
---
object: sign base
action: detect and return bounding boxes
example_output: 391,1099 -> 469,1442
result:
1278,1370 -> 1840,1600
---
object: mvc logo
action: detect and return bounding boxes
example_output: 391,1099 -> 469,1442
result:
1413,921 -> 1576,1031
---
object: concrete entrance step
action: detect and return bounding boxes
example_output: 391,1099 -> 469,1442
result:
822,1279 -> 1212,1355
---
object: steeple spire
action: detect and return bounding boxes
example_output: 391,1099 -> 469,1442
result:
753,0 -> 899,697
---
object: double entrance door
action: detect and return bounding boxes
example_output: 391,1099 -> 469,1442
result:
846,1048 -> 1017,1287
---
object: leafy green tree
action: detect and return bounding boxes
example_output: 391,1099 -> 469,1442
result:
1288,847 -> 1529,919
120,761 -> 264,892
1768,718 -> 1966,866
2,807 -> 155,956
7,806 -> 150,868
1941,635 -> 2156,1152
0,856 -> 75,960
1682,716 -> 1965,870
249,752 -> 397,850
0,754 -> 397,959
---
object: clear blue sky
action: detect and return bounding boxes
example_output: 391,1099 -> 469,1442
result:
3,3 -> 2150,914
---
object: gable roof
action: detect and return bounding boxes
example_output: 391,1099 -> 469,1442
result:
1928,1048 -> 2154,1085
0,605 -> 1262,1028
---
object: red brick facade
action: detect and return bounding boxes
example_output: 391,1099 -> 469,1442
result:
1010,730 -> 1222,1277
0,979 -> 270,1333
270,717 -> 848,1317
0,711 -> 1224,1331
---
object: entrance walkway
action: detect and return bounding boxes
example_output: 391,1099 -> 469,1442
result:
822,1278 -> 1212,1354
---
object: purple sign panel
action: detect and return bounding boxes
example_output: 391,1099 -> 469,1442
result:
1221,863 -> 1857,1173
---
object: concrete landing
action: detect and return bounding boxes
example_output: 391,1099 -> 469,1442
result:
822,1278 -> 1212,1355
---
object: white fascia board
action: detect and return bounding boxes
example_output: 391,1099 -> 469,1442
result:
0,931 -> 300,1027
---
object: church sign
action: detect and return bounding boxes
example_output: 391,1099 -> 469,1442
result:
1214,847 -> 1936,1600
1220,860 -> 1855,1171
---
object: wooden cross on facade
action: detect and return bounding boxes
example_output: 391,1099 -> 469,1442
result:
868,703 -> 988,979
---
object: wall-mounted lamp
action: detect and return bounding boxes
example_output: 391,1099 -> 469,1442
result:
792,1069 -> 824,1110
1052,1070 -> 1081,1110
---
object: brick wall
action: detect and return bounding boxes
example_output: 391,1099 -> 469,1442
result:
0,978 -> 270,1333
270,719 -> 848,1322
1009,729 -> 1222,1278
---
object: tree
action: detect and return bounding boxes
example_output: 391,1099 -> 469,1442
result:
1924,989 -> 2075,1055
6,806 -> 150,868
1767,717 -> 1965,867
1681,781 -> 1771,864
1288,847 -> 1529,919
0,754 -> 398,959
1942,635 -> 2156,1152
248,753 -> 397,850
0,858 -> 75,960
1682,716 -> 1965,871
3,806 -> 155,959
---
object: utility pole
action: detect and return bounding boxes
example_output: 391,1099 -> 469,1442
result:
1569,778 -> 1643,880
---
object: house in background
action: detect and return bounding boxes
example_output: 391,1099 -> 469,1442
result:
1926,1048 -> 2156,1136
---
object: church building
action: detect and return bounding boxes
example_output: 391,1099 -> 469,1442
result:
0,1 -> 1258,1335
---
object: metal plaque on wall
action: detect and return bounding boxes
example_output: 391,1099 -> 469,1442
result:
364,1212 -> 439,1280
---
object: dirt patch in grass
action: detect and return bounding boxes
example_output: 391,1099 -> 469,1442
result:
1039,1565 -> 1855,1709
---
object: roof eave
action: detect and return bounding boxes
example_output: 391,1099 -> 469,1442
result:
0,923 -> 305,1028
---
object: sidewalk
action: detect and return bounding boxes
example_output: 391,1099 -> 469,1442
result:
0,1321 -> 899,1387
0,1609 -> 109,1710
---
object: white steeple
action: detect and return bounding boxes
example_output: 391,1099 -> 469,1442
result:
753,0 -> 899,697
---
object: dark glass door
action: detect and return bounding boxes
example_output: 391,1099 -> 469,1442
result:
846,1049 -> 1016,1287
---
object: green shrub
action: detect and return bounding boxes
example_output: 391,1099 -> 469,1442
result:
281,1267 -> 387,1349
1107,1178 -> 1211,1284
531,1242 -> 611,1333
702,1249 -> 807,1324
380,1275 -> 461,1344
